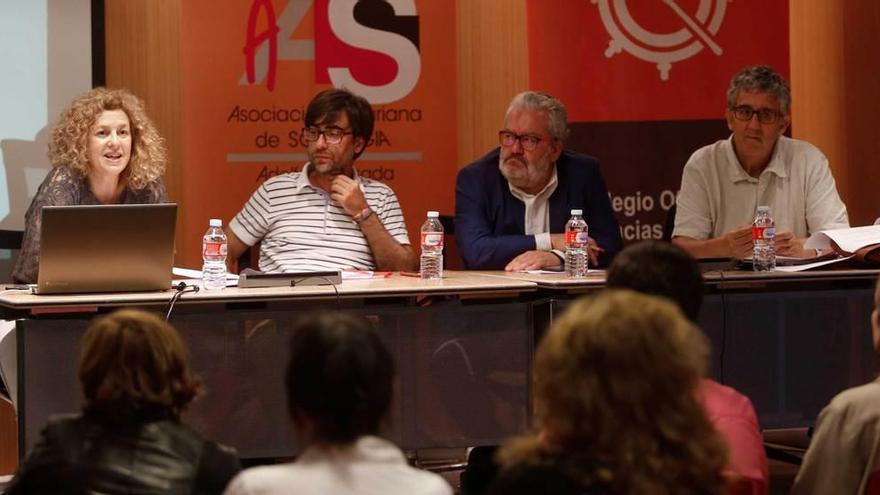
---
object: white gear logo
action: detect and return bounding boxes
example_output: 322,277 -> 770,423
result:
592,0 -> 731,80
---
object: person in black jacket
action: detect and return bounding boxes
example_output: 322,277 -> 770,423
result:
7,309 -> 241,495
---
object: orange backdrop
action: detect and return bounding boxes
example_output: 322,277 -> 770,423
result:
178,0 -> 457,268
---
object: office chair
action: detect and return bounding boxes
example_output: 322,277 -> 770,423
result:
0,230 -> 23,282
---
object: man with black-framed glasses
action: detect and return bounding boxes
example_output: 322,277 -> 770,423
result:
673,65 -> 849,259
226,88 -> 417,273
455,91 -> 621,270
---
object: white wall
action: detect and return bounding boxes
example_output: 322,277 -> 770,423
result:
0,0 -> 92,230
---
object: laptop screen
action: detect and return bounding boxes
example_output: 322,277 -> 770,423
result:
37,203 -> 177,294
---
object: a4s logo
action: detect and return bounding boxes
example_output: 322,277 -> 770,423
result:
243,0 -> 421,104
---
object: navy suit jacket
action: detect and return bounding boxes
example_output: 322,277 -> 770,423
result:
455,148 -> 622,269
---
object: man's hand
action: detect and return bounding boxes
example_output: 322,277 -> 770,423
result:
330,175 -> 368,216
550,234 -> 603,266
586,237 -> 603,267
774,232 -> 812,257
723,225 -> 754,259
505,251 -> 562,272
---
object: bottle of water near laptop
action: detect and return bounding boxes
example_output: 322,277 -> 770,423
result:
202,218 -> 228,290
420,211 -> 444,280
565,209 -> 589,278
752,206 -> 776,272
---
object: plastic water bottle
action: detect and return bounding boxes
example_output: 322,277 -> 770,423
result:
752,206 -> 776,272
202,218 -> 228,290
420,211 -> 444,280
565,209 -> 589,278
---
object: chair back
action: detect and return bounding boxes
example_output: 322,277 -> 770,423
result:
0,230 -> 23,282
662,204 -> 677,242
438,214 -> 463,270
726,475 -> 766,495
866,469 -> 880,495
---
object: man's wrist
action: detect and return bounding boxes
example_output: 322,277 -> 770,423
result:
352,206 -> 373,223
550,249 -> 565,266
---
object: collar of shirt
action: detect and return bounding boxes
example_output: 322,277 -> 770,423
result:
725,135 -> 789,184
297,435 -> 407,465
296,162 -> 365,194
508,166 -> 559,235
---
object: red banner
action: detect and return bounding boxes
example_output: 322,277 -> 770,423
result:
528,0 -> 789,122
527,0 -> 789,243
178,0 -> 456,267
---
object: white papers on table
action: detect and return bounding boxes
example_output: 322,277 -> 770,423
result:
774,255 -> 854,272
522,269 -> 603,275
341,270 -> 376,280
172,267 -> 239,287
804,225 -> 880,252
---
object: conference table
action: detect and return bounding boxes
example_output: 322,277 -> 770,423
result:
1,267 -> 877,460
477,267 -> 880,431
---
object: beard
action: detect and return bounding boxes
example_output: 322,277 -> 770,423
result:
499,153 -> 552,192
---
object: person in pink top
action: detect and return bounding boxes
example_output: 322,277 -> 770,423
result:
606,240 -> 768,492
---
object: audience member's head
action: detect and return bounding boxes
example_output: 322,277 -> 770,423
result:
79,309 -> 201,423
498,290 -> 727,494
286,312 -> 394,446
606,240 -> 703,322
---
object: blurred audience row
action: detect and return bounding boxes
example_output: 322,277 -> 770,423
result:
7,241 -> 880,494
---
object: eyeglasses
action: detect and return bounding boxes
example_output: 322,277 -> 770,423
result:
498,131 -> 551,151
303,126 -> 353,144
730,105 -> 783,124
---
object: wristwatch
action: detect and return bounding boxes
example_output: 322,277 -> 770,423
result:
353,206 -> 374,223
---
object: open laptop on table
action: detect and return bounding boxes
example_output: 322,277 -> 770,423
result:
35,203 -> 177,294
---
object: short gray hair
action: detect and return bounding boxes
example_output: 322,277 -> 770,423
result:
726,65 -> 791,114
505,91 -> 570,141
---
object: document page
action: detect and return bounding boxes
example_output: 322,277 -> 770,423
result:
805,225 -> 880,253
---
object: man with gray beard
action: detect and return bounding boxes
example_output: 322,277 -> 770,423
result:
455,91 -> 621,270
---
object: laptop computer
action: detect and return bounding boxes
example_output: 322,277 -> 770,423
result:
36,203 -> 177,294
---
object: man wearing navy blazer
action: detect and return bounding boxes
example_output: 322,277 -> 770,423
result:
455,91 -> 622,270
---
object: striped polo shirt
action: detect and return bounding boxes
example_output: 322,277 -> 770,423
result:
229,163 -> 411,272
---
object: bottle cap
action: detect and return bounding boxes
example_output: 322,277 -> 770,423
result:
209,218 -> 222,227
570,209 -> 583,215
756,206 -> 770,214
427,211 -> 439,218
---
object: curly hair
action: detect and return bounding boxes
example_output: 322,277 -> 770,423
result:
49,87 -> 167,190
79,309 -> 201,423
498,290 -> 728,494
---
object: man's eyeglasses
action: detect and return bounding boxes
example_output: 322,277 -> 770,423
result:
730,105 -> 783,124
498,131 -> 551,151
303,126 -> 353,144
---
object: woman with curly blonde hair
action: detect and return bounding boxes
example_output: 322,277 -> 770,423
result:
13,87 -> 168,283
490,290 -> 729,495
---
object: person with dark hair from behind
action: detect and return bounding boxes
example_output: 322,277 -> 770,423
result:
791,274 -> 880,494
489,290 -> 728,495
606,240 -> 768,492
6,309 -> 241,494
223,312 -> 451,495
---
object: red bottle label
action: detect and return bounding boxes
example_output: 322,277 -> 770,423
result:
565,231 -> 589,244
203,241 -> 227,257
421,232 -> 444,248
752,227 -> 775,241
